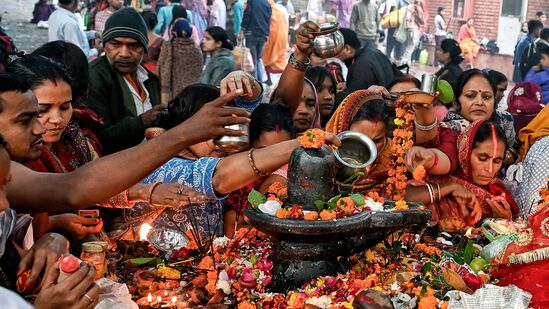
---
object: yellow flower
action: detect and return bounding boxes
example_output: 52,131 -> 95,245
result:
394,118 -> 404,126
364,249 -> 375,261
342,301 -> 354,309
395,200 -> 408,210
316,279 -> 325,287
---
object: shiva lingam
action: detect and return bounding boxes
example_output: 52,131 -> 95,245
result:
245,131 -> 432,292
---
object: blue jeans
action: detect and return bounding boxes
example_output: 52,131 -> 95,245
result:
245,34 -> 267,81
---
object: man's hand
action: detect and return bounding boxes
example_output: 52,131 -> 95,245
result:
295,21 -> 320,61
34,262 -> 99,309
220,70 -> 258,98
141,104 -> 168,127
17,233 -> 69,289
178,90 -> 250,145
50,214 -> 104,240
150,183 -> 209,207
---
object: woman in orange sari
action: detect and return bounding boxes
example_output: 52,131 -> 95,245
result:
457,18 -> 480,68
325,90 -> 393,192
262,0 -> 289,85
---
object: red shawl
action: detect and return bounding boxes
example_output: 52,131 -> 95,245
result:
428,120 -> 518,230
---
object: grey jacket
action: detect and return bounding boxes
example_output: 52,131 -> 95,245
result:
350,0 -> 379,41
199,48 -> 238,86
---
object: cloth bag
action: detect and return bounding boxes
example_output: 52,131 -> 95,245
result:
232,40 -> 254,73
381,7 -> 405,29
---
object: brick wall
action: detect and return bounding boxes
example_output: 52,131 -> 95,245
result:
526,0 -> 549,21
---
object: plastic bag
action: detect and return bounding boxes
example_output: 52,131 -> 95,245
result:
232,41 -> 254,73
480,234 -> 516,262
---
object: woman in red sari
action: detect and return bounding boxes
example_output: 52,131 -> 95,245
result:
457,18 -> 480,68
405,120 -> 518,232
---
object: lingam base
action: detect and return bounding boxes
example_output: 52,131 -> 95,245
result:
245,205 -> 431,292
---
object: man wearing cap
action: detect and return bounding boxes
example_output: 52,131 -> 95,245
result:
87,7 -> 165,154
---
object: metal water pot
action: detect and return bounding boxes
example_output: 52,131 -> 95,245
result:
333,131 -> 378,183
213,124 -> 249,153
310,22 -> 345,59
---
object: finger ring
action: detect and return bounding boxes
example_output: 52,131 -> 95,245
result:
83,293 -> 94,303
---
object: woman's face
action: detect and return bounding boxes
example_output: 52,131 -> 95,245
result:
349,119 -> 387,154
436,49 -> 450,64
34,79 -> 74,145
292,84 -> 317,133
0,148 -> 11,212
467,19 -> 474,27
458,75 -> 495,122
389,81 -> 420,93
522,22 -> 528,32
495,81 -> 507,105
253,130 -> 292,148
202,32 -> 221,52
317,77 -> 335,119
470,137 -> 505,186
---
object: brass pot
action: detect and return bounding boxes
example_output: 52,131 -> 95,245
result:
333,131 -> 378,183
213,124 -> 249,153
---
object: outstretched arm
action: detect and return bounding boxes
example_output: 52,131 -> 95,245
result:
8,91 -> 250,213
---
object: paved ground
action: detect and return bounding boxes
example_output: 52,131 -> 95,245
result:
1,0 -> 49,52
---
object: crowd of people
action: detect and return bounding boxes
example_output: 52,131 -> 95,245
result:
0,0 -> 548,307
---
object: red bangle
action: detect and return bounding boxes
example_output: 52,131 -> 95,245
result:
428,150 -> 439,170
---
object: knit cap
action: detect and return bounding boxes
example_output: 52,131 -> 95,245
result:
102,7 -> 149,49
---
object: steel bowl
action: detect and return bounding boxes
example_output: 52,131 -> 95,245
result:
333,131 -> 378,182
147,228 -> 189,252
310,22 -> 345,59
213,124 -> 249,153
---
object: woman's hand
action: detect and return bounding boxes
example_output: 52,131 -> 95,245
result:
17,233 -> 69,289
220,70 -> 259,98
486,197 -> 513,220
451,183 -> 482,225
50,214 -> 104,240
405,146 -> 435,171
295,21 -> 320,60
150,183 -> 209,207
367,85 -> 391,97
34,262 -> 99,309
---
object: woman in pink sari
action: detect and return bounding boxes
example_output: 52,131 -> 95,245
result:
458,18 -> 480,68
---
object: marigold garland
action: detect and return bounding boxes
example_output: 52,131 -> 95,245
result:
298,128 -> 326,149
386,99 -> 415,201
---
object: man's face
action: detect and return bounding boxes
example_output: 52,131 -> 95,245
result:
104,37 -> 145,73
338,45 -> 356,61
0,90 -> 46,162
538,14 -> 547,24
108,0 -> 124,10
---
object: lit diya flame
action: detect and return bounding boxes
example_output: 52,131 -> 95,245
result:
147,293 -> 153,302
140,223 -> 153,241
170,296 -> 177,304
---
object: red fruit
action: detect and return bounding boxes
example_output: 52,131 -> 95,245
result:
59,255 -> 80,273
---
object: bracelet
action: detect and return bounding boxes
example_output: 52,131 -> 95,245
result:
414,118 -> 438,131
428,150 -> 439,170
288,53 -> 311,72
147,182 -> 162,205
436,183 -> 442,202
426,183 -> 434,204
248,148 -> 269,177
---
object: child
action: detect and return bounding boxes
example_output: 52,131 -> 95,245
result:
525,46 -> 549,105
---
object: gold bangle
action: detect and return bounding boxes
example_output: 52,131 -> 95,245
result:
436,183 -> 441,202
147,182 -> 162,205
248,148 -> 268,177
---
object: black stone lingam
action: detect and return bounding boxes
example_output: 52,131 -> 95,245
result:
287,145 -> 336,211
245,146 -> 432,292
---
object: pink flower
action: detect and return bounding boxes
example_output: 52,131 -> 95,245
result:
257,259 -> 273,271
241,268 -> 256,283
325,277 -> 338,287
262,276 -> 272,286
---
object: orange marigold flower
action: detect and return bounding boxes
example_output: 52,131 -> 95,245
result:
366,191 -> 384,203
418,294 -> 439,309
275,208 -> 290,219
304,211 -> 319,221
320,209 -> 337,220
336,197 -> 356,214
289,205 -> 304,219
412,165 -> 426,181
268,181 -> 287,196
238,300 -> 257,309
298,128 -> 325,149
